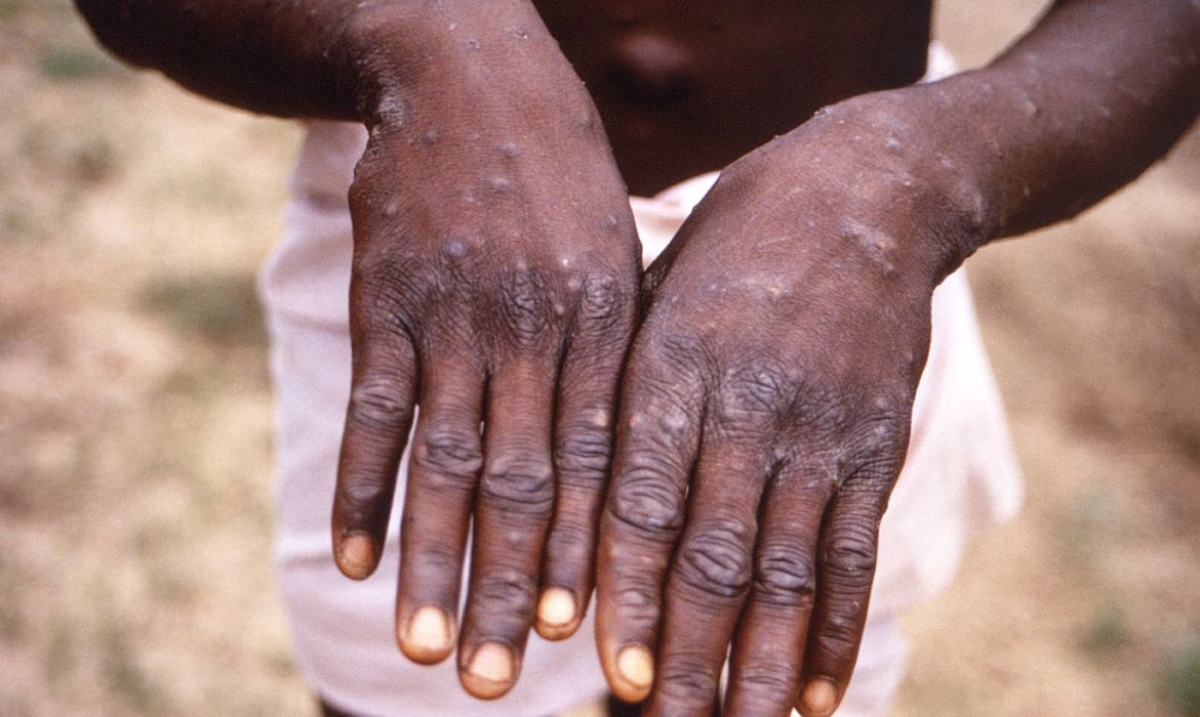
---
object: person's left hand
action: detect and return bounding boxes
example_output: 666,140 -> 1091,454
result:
594,90 -> 982,716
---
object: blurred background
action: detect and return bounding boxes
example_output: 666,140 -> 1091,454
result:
1,0 -> 1198,714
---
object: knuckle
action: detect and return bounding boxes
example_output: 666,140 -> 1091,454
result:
412,427 -> 482,489
576,272 -> 625,328
407,538 -> 461,581
352,246 -> 425,315
608,463 -> 686,535
479,455 -> 554,515
656,656 -> 721,710
347,378 -> 413,431
821,518 -> 879,589
675,519 -> 755,599
612,580 -> 660,615
753,538 -> 817,607
335,477 -> 392,523
543,520 -> 591,561
472,568 -> 537,627
497,264 -> 552,347
812,612 -> 865,660
840,411 -> 909,482
651,331 -> 712,379
338,476 -> 390,508
555,422 -> 612,484
725,362 -> 791,412
735,663 -> 797,701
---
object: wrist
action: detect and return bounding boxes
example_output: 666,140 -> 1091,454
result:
338,0 -> 590,130
781,86 -> 1000,285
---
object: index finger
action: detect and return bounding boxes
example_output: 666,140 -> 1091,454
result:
595,345 -> 704,703
332,325 -> 418,580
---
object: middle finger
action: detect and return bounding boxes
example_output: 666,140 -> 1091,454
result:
458,357 -> 557,699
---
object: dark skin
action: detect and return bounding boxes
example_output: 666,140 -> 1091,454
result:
74,0 -> 1200,715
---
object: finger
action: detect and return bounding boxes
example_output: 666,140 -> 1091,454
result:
596,348 -> 704,704
797,473 -> 893,717
645,439 -> 771,716
538,274 -> 634,640
457,358 -> 557,700
332,324 -> 418,581
394,352 -> 486,666
723,461 -> 837,717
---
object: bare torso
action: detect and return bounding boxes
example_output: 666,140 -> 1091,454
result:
532,0 -> 933,193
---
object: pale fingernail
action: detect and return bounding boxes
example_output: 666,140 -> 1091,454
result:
537,587 -> 577,628
463,641 -> 515,699
400,606 -> 454,663
799,678 -> 841,717
616,644 -> 654,691
336,533 -> 376,579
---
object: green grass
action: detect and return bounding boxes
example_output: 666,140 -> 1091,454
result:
1079,601 -> 1130,655
38,47 -> 122,81
1161,637 -> 1200,716
140,273 -> 267,347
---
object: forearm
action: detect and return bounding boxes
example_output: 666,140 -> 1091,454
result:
73,0 -> 564,123
812,0 -> 1200,281
962,0 -> 1200,241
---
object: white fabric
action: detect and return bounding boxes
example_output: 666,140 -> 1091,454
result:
258,45 -> 1022,716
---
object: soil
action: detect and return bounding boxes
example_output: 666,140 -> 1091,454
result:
1,1 -> 1198,715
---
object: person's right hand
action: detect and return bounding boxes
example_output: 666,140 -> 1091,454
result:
328,3 -> 640,700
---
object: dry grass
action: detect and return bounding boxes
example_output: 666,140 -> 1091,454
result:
1,1 -> 1198,715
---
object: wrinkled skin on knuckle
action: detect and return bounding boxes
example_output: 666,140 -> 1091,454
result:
350,244 -> 438,337
674,519 -> 756,600
734,663 -> 799,706
411,427 -> 483,491
838,408 -> 910,484
622,320 -> 712,390
494,263 -> 554,350
347,377 -> 413,432
610,575 -> 662,616
608,462 -> 686,535
655,655 -> 722,713
821,516 -> 880,592
753,537 -> 818,608
471,567 -> 537,630
406,536 -> 462,581
577,271 -> 625,331
808,620 -> 863,668
711,361 -> 796,437
479,454 -> 555,516
555,422 -> 613,486
336,476 -> 393,522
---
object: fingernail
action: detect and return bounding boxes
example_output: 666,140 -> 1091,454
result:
337,533 -> 376,579
616,644 -> 654,691
463,641 -> 515,699
799,678 -> 841,717
537,587 -> 578,629
400,606 -> 454,663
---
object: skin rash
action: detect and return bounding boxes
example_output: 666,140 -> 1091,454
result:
73,1 -> 1200,715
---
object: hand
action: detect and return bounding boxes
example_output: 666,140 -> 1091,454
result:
595,92 -> 982,716
329,13 -> 640,700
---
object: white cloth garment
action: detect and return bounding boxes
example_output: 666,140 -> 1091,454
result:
258,42 -> 1021,716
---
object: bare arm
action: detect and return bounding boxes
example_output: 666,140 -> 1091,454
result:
926,0 -> 1200,258
75,0 -> 376,120
77,0 -> 642,701
595,1 -> 1200,715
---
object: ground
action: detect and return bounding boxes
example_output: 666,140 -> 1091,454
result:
1,1 -> 1198,715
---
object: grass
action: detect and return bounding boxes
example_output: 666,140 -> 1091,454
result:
1161,638 -> 1200,716
1079,601 -> 1131,656
140,273 -> 267,347
38,46 -> 123,81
